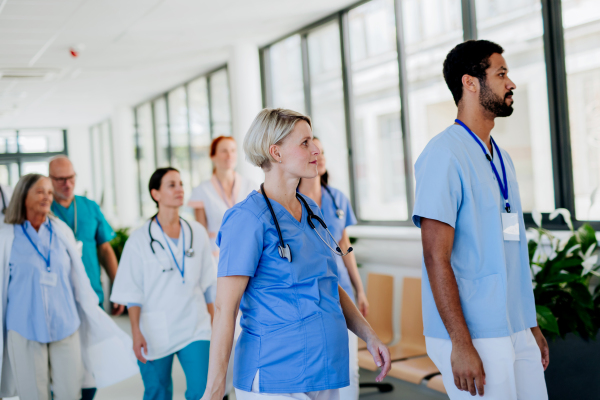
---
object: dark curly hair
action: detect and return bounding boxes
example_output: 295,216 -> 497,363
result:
443,40 -> 504,106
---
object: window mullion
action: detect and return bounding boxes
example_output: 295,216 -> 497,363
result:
300,34 -> 312,117
461,0 -> 478,40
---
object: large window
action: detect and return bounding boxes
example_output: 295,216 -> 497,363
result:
261,0 -> 599,229
134,66 -> 232,218
89,120 -> 117,219
0,129 -> 67,188
562,0 -> 600,220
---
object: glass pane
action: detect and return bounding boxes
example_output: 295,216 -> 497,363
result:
348,0 -> 407,221
209,69 -> 232,137
188,77 -> 212,187
0,131 -> 17,153
136,103 -> 157,218
476,0 -> 555,213
90,125 -> 103,204
18,129 -> 64,153
153,96 -> 170,168
270,35 -> 305,112
168,87 -> 192,195
0,162 -> 19,187
307,21 -> 351,195
400,0 -> 462,162
562,0 -> 600,220
100,121 -> 117,218
21,160 -> 49,176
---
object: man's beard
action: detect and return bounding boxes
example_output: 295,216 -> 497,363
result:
479,81 -> 514,117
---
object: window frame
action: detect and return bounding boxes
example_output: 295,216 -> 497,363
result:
259,0 -> 599,230
133,64 -> 232,218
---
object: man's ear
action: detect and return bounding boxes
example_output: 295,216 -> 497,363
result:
461,74 -> 479,94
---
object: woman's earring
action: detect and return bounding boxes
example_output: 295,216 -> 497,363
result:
279,159 -> 282,163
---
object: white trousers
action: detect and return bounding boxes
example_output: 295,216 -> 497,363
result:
338,331 -> 359,400
7,330 -> 84,400
426,328 -> 548,400
235,371 -> 340,400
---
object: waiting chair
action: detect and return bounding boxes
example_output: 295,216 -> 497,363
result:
427,374 -> 447,394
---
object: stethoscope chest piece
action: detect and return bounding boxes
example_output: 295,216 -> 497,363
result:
278,244 -> 292,263
185,248 -> 195,258
335,209 -> 345,219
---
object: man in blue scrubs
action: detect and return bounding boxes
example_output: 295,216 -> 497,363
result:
412,40 -> 549,399
49,156 -> 124,400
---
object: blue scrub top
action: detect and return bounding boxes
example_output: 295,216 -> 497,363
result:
412,124 -> 537,340
51,195 -> 116,305
217,191 -> 350,393
319,185 -> 357,300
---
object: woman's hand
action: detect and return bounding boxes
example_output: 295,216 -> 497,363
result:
357,291 -> 370,317
366,335 -> 391,382
132,330 -> 148,364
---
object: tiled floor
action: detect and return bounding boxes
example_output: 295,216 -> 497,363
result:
6,315 -> 450,400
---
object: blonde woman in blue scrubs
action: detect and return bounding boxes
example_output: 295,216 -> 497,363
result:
298,137 -> 367,400
201,108 -> 391,400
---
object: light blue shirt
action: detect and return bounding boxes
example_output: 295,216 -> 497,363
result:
217,191 -> 349,393
6,219 -> 80,343
319,185 -> 357,300
412,124 -> 537,339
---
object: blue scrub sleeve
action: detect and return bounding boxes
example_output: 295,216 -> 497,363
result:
93,201 -> 116,245
216,208 -> 264,277
204,285 -> 217,304
341,193 -> 357,228
412,145 -> 463,229
128,303 -> 142,309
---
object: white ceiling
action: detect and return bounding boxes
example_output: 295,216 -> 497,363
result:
0,0 -> 356,128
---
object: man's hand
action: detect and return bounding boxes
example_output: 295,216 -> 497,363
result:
451,342 -> 486,396
357,291 -> 369,318
531,326 -> 549,370
132,330 -> 148,364
112,303 -> 125,316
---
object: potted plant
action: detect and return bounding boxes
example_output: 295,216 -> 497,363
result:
528,209 -> 599,399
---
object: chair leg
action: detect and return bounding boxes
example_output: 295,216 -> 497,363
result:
359,382 -> 394,393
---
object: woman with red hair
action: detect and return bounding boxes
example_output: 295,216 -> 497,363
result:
188,136 -> 257,259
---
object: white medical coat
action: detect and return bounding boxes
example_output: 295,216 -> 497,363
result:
0,217 -> 139,397
110,218 -> 216,360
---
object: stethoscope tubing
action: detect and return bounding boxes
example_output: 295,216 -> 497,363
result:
148,215 -> 194,257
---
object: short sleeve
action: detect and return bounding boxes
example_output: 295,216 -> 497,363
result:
110,238 -> 144,305
92,201 -> 116,245
216,207 -> 264,277
341,193 -> 357,228
412,145 -> 463,229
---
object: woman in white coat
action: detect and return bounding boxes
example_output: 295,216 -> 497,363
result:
188,136 -> 257,259
0,173 -> 137,400
111,167 -> 217,400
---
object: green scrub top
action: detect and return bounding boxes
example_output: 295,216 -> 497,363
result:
51,195 -> 116,305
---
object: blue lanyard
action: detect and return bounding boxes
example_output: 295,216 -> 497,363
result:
455,119 -> 511,213
155,217 -> 185,282
21,219 -> 53,272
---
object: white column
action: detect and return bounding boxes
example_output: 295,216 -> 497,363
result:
228,42 -> 264,183
67,125 -> 94,198
111,106 -> 140,229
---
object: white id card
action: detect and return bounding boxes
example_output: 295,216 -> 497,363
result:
501,213 -> 520,241
40,272 -> 58,287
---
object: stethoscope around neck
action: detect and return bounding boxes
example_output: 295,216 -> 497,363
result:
148,214 -> 195,259
260,183 -> 352,263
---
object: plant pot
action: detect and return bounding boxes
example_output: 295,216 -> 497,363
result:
544,332 -> 600,399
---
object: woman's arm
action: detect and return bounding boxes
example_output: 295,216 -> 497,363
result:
339,229 -> 369,317
194,208 -> 208,230
339,285 -> 391,382
202,276 -> 249,400
128,306 -> 148,364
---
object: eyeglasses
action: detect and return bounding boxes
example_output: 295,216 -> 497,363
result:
50,174 -> 76,184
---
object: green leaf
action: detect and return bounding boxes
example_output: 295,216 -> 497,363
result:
567,283 -> 594,309
528,240 -> 538,264
544,273 -> 582,285
536,305 -> 560,334
577,224 -> 597,252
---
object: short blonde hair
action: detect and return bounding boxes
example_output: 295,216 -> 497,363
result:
243,108 -> 312,170
4,174 -> 45,225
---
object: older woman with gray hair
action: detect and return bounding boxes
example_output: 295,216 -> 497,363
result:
0,173 -> 137,400
201,109 -> 391,400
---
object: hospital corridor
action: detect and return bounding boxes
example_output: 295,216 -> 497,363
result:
0,0 -> 599,399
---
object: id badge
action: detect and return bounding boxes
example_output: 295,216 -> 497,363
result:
501,213 -> 520,241
40,272 -> 58,287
